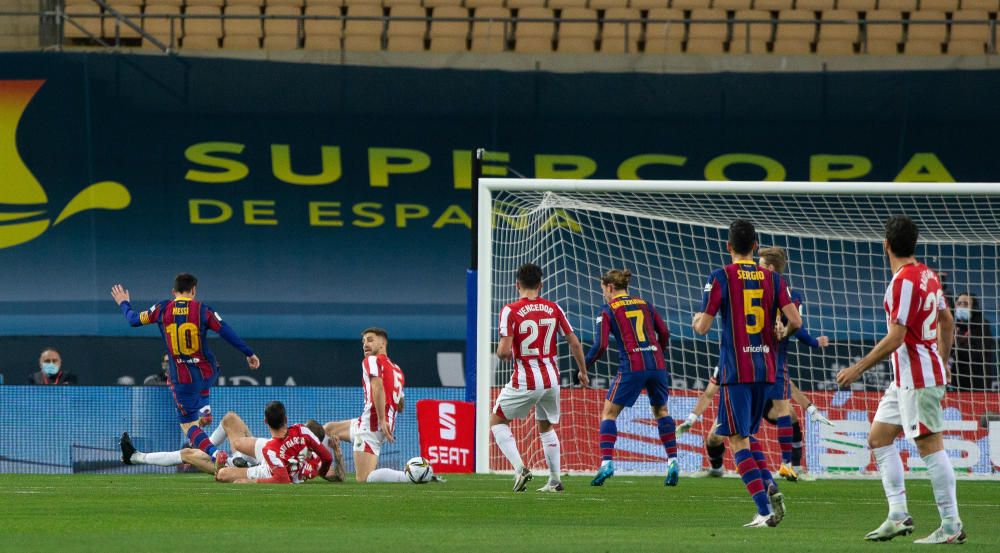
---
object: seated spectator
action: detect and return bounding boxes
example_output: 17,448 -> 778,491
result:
143,354 -> 170,386
952,293 -> 997,391
27,348 -> 77,385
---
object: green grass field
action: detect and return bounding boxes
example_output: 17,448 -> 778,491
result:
2,474 -> 998,552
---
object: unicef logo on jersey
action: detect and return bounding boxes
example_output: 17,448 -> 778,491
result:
742,345 -> 771,354
0,80 -> 130,249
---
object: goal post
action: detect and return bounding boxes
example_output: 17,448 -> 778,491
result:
475,179 -> 1000,478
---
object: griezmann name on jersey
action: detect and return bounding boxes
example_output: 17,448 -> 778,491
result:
585,294 -> 669,372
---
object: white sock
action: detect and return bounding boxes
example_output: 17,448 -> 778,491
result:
366,468 -> 409,483
539,429 -> 560,483
133,450 -> 183,466
923,450 -> 960,526
873,445 -> 908,520
209,425 -> 227,446
491,424 -> 524,472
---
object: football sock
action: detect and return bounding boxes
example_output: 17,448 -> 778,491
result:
707,442 -> 726,470
749,437 -> 776,491
599,419 -> 617,464
734,447 -> 771,516
791,421 -> 803,467
539,429 -> 561,483
133,450 -> 183,466
923,450 -> 960,524
186,425 -> 219,460
656,416 -> 677,460
873,444 -> 909,520
491,424 -> 524,472
366,468 -> 408,483
776,415 -> 793,465
209,424 -> 228,446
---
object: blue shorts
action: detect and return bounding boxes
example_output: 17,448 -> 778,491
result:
606,370 -> 670,408
767,365 -> 790,401
169,379 -> 215,424
716,382 -> 770,438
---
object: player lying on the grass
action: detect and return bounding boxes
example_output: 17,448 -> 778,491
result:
692,219 -> 801,528
836,215 -> 963,544
324,327 -> 410,483
215,402 -> 336,484
112,273 -> 260,470
585,269 -> 679,487
678,367 -> 834,479
491,263 -> 588,492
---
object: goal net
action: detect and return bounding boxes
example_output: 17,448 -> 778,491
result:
475,180 -> 1000,479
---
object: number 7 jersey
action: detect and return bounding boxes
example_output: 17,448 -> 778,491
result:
884,262 -> 947,389
498,297 -> 574,390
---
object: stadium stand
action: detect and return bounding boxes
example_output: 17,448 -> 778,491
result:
643,8 -> 685,53
599,7 -> 641,53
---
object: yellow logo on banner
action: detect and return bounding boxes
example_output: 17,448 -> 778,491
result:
0,80 -> 131,249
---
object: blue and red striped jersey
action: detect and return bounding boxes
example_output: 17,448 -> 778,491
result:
585,294 -> 669,372
701,261 -> 791,385
119,296 -> 253,384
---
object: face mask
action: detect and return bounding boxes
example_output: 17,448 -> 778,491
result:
955,307 -> 971,322
42,362 -> 59,376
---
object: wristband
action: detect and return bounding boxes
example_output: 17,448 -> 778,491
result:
806,404 -> 817,416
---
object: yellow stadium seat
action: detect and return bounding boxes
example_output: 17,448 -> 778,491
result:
815,38 -> 855,52
224,6 -> 263,39
600,7 -> 640,52
907,10 -> 947,44
470,7 -> 510,51
515,7 -> 555,52
386,5 -> 427,51
644,8 -> 684,53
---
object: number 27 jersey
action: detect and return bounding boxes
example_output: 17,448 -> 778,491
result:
884,262 -> 947,389
498,297 -> 573,390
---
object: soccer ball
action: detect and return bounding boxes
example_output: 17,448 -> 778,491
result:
405,456 -> 434,484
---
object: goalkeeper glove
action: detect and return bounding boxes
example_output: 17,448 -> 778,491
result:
807,404 -> 834,426
676,413 -> 699,435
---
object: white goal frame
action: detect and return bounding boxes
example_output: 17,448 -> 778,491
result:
475,179 -> 1000,475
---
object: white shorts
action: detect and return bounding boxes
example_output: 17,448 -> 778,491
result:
873,383 -> 946,439
253,438 -> 268,461
246,462 -> 272,481
492,385 -> 560,424
350,418 -> 384,456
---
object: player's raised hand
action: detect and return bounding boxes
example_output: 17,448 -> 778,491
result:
246,354 -> 260,370
578,369 -> 590,388
110,284 -> 130,305
807,404 -> 834,427
835,364 -> 862,387
817,336 -> 829,347
676,419 -> 694,436
380,420 -> 395,443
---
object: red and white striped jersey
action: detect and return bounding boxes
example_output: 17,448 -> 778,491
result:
498,296 -> 573,390
261,424 -> 332,483
883,262 -> 948,389
358,354 -> 405,433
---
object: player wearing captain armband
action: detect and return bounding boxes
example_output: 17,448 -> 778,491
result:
215,402 -> 334,484
491,263 -> 588,493
586,269 -> 678,488
692,220 -> 801,528
836,216 -> 964,545
677,368 -> 833,480
324,327 -> 409,483
114,273 -> 260,474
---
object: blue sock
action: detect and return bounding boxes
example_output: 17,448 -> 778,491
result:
735,447 -> 771,516
657,416 -> 677,460
186,425 -> 218,460
750,437 -> 776,491
777,415 -> 793,465
599,420 -> 617,462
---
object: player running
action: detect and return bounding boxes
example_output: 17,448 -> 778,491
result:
587,269 -> 678,487
114,273 -> 260,471
693,219 -> 801,528
215,402 -> 334,484
677,368 -> 833,479
836,215 -> 963,544
323,327 -> 406,483
491,263 -> 588,492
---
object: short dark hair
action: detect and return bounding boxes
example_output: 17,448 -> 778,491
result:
361,327 -> 388,340
517,263 -> 543,289
728,219 -> 757,256
264,401 -> 287,430
305,419 -> 326,442
885,215 -> 918,258
173,273 -> 198,294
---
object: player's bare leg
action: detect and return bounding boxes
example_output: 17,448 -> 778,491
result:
353,450 -> 378,483
490,412 -> 531,491
324,420 -> 353,443
535,419 -> 562,492
215,466 -> 249,483
912,432 -> 964,544
769,399 -> 797,482
592,401 -> 624,486
651,404 -> 679,486
180,419 -> 226,468
119,432 -> 217,474
864,421 -> 915,541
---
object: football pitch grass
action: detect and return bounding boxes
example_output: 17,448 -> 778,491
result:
2,474 -> 998,552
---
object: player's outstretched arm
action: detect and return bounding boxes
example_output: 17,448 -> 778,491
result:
211,314 -> 259,369
677,381 -> 719,435
584,311 -> 610,367
836,324 -> 907,387
565,332 -> 590,387
111,284 -> 147,327
691,312 -> 714,335
789,380 -> 834,426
